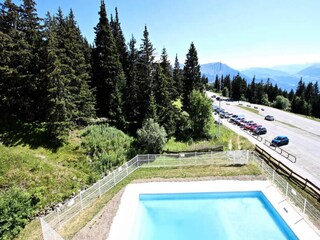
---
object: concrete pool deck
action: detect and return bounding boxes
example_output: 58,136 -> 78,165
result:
107,180 -> 320,240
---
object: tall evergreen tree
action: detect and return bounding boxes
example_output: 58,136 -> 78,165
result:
124,35 -> 140,134
182,42 -> 202,110
0,0 -> 21,120
295,78 -> 305,98
92,0 -> 125,129
172,54 -> 183,99
154,63 -> 176,136
136,25 -> 155,127
110,7 -> 129,79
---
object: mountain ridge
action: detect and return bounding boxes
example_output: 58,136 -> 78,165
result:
201,62 -> 320,91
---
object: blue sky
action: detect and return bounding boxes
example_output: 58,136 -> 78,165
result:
18,0 -> 320,69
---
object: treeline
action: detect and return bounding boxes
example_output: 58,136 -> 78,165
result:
0,0 -> 212,143
211,74 -> 320,118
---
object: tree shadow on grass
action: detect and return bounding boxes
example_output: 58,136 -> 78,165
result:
0,120 -> 64,151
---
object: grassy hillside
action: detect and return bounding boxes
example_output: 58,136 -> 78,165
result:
0,123 -> 134,239
0,121 -> 253,239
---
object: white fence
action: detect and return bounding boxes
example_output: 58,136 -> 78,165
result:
252,153 -> 320,229
40,150 -> 320,239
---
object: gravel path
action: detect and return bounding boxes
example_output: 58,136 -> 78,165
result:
73,175 -> 265,240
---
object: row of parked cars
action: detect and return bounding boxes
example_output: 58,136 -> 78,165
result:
212,103 -> 289,147
228,115 -> 267,135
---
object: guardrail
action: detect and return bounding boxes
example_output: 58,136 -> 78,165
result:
231,120 -> 297,163
263,139 -> 297,163
255,145 -> 320,201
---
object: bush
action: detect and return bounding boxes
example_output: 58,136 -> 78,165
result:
81,124 -> 133,172
0,187 -> 37,240
136,118 -> 167,153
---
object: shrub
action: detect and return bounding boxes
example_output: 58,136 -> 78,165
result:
81,124 -> 133,172
0,187 -> 37,240
136,118 -> 167,153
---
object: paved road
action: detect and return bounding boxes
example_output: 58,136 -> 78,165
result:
207,92 -> 320,187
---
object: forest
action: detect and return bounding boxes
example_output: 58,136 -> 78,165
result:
0,0 -> 212,145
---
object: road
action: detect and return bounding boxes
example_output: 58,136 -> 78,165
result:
207,92 -> 320,187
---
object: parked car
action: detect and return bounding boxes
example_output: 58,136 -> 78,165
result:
244,122 -> 255,130
248,123 -> 261,131
253,127 -> 267,135
265,115 -> 274,121
271,136 -> 289,147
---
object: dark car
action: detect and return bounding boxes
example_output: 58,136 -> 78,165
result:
265,115 -> 274,121
271,136 -> 289,147
253,127 -> 267,135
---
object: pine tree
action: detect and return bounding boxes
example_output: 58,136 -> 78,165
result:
0,0 -> 21,120
92,0 -> 125,129
42,12 -> 69,136
124,35 -> 140,134
0,0 -> 43,121
136,25 -> 155,127
182,42 -> 202,110
64,9 -> 95,123
160,47 -> 174,100
154,63 -> 175,136
18,0 -> 43,121
296,78 -> 305,98
110,7 -> 129,79
172,54 -> 183,99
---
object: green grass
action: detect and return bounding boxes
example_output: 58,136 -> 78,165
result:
238,105 -> 260,115
0,117 -> 253,239
164,125 -> 254,153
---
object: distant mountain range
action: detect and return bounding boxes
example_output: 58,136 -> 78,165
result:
201,62 -> 320,91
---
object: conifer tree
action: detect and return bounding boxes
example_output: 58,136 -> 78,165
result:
124,35 -> 140,134
136,25 -> 155,127
18,0 -> 43,121
182,42 -> 202,110
172,54 -> 183,99
110,7 -> 129,79
154,63 -> 176,136
92,0 -> 125,129
0,0 -> 21,120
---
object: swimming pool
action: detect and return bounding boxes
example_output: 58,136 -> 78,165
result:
135,191 -> 297,240
107,181 -> 320,240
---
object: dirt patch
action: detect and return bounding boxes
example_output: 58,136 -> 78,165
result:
73,175 -> 265,240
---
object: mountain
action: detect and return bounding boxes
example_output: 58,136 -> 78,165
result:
271,63 -> 313,75
201,62 -> 320,91
241,67 -> 298,90
298,64 -> 320,78
200,62 -> 245,82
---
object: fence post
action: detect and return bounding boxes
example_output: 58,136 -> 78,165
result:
113,171 -> 116,186
148,154 -> 149,165
286,182 -> 289,197
303,198 -> 307,214
80,191 -> 83,210
272,169 -> 275,182
126,162 -> 129,176
137,155 -> 139,167
57,209 -> 61,229
98,180 -> 102,197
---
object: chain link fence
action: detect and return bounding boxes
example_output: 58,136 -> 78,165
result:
40,150 -> 320,239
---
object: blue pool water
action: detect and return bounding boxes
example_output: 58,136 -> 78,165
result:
134,191 -> 298,240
